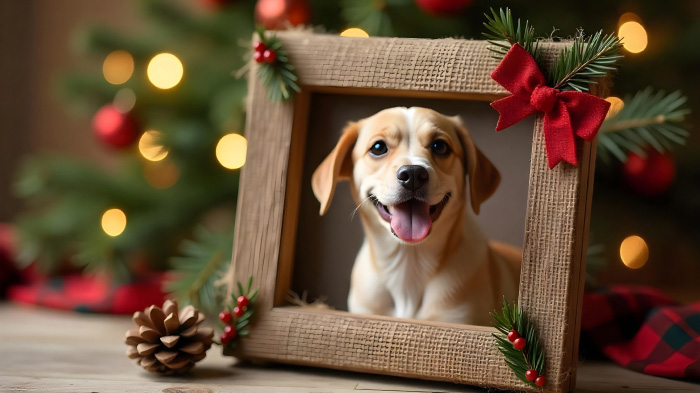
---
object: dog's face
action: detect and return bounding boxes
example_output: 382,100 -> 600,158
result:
312,107 -> 500,244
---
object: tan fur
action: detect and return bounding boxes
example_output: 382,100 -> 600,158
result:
312,107 -> 521,325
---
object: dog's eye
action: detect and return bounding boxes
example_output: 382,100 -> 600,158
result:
369,141 -> 388,157
431,140 -> 450,156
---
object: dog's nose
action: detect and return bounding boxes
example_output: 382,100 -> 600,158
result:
396,165 -> 429,191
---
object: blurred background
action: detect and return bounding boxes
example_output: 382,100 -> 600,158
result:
0,0 -> 698,316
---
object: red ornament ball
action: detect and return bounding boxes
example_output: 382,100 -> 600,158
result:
535,375 -> 547,387
255,0 -> 311,30
92,105 -> 139,149
507,330 -> 519,342
237,295 -> 249,308
253,41 -> 267,53
525,369 -> 538,382
623,150 -> 676,196
415,0 -> 472,16
219,310 -> 232,324
220,332 -> 231,345
262,49 -> 277,63
233,306 -> 245,318
513,337 -> 526,351
253,50 -> 264,63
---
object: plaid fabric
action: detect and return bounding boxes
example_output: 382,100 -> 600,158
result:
7,270 -> 166,314
581,285 -> 700,379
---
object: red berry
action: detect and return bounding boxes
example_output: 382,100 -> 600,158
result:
253,51 -> 264,63
224,324 -> 237,339
535,375 -> 546,387
233,306 -> 244,318
237,295 -> 249,308
220,332 -> 231,345
219,310 -> 232,324
507,330 -> 519,342
262,49 -> 276,63
513,337 -> 526,350
253,41 -> 266,53
525,369 -> 538,382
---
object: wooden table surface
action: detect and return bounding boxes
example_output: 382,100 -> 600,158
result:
0,303 -> 698,393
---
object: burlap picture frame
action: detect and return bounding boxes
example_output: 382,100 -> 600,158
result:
225,32 -> 601,393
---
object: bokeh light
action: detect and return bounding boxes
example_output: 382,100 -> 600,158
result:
340,28 -> 369,38
113,88 -> 136,113
216,133 -> 247,170
101,208 -> 127,237
620,235 -> 649,269
144,161 -> 179,189
103,50 -> 134,85
618,18 -> 648,54
138,130 -> 169,162
147,53 -> 184,89
605,96 -> 624,119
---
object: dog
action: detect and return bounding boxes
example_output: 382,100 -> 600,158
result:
312,107 -> 521,325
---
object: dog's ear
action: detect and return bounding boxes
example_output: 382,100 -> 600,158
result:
312,122 -> 359,215
451,116 -> 501,215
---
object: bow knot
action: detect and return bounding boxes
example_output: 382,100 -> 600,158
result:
530,86 -> 558,112
489,44 -> 611,169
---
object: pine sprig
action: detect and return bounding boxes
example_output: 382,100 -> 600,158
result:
598,89 -> 691,162
482,7 -> 541,66
491,297 -> 547,389
220,276 -> 258,348
549,30 -> 623,92
164,227 -> 233,317
255,26 -> 300,101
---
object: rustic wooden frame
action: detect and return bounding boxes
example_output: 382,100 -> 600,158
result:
225,32 -> 603,393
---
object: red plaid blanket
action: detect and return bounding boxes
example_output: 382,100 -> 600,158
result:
581,285 -> 700,379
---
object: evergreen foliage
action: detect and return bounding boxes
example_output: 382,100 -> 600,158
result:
491,298 -> 546,389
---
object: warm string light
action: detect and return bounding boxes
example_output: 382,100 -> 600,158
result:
103,50 -> 134,85
340,28 -> 369,38
138,130 -> 168,162
216,133 -> 247,170
144,161 -> 179,189
618,13 -> 648,54
620,235 -> 649,269
605,96 -> 624,119
101,208 -> 127,237
113,88 -> 136,113
147,53 -> 184,89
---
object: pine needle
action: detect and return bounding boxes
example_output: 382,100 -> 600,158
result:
164,226 -> 233,316
599,89 -> 691,161
490,297 -> 546,390
482,7 -> 542,67
255,26 -> 300,101
549,30 -> 623,92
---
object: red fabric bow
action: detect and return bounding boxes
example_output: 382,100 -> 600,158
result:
490,44 -> 611,169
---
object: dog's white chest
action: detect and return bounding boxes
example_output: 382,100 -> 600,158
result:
380,248 -> 437,319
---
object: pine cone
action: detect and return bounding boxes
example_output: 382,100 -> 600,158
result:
125,300 -> 213,375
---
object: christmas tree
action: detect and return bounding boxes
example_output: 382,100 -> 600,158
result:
12,0 -> 697,314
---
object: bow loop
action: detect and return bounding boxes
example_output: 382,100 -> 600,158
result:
489,44 -> 611,169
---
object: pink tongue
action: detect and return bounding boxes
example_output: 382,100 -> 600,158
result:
390,199 -> 432,243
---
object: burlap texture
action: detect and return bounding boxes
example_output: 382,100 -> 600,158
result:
226,33 -> 601,393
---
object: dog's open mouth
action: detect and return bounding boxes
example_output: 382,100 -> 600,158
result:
369,193 -> 450,243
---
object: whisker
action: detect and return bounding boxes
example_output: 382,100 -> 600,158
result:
349,195 -> 372,221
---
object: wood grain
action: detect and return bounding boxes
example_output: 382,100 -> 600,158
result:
0,305 -> 698,392
226,33 -> 602,393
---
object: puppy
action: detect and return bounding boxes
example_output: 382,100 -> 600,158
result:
312,107 -> 521,325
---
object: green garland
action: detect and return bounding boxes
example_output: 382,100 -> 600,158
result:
491,298 -> 547,390
254,26 -> 300,101
483,7 -> 623,92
